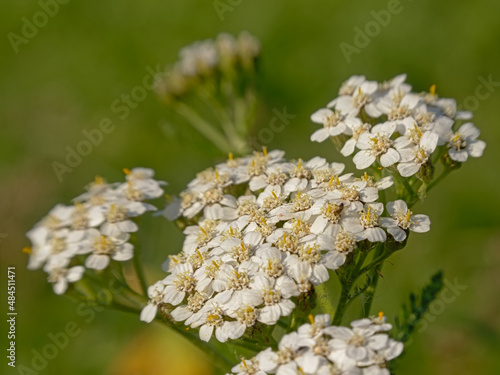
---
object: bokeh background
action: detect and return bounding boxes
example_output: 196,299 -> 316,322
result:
2,0 -> 500,374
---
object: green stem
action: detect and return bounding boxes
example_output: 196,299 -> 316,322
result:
360,244 -> 386,317
399,176 -> 415,201
197,87 -> 244,150
332,250 -> 370,325
173,102 -> 233,154
426,167 -> 453,192
107,301 -> 143,315
332,284 -> 350,325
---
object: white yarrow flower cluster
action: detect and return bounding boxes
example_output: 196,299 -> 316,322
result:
228,314 -> 403,375
25,168 -> 165,294
142,151 -> 429,342
311,75 -> 486,176
156,32 -> 260,100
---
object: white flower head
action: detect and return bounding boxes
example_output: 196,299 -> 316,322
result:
447,122 -> 486,162
353,122 -> 400,170
380,200 -> 430,241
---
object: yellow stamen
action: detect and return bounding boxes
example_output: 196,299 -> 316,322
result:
308,314 -> 314,324
22,247 -> 32,254
123,168 -> 131,175
379,311 -> 384,320
430,84 -> 436,96
272,191 -> 278,199
262,146 -> 268,156
414,123 -> 422,138
228,152 -> 233,161
406,211 -> 411,222
366,206 -> 371,220
94,175 -> 104,185
200,227 -> 207,236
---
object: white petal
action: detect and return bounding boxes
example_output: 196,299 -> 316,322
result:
346,345 -> 367,361
448,148 -> 468,162
199,324 -> 214,342
458,122 -> 480,140
353,151 -> 376,169
311,128 -> 330,142
66,266 -> 85,282
388,227 -> 406,242
411,214 -> 431,232
111,243 -> 134,261
140,304 -> 157,323
53,279 -> 68,295
379,148 -> 400,167
171,306 -> 192,322
397,162 -> 420,177
258,305 -> 281,325
341,138 -> 357,156
85,254 -> 110,270
467,140 -> 486,158
386,200 -> 407,215
364,227 -> 387,242
310,108 -> 333,124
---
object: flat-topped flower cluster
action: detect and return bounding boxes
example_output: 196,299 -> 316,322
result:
25,168 -> 165,294
311,74 -> 486,176
228,314 -> 403,375
141,150 -> 430,342
155,31 -> 260,101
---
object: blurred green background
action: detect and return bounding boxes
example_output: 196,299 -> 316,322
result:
1,0 -> 500,374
